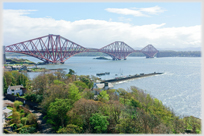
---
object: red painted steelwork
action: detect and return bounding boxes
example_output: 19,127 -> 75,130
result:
99,41 -> 136,60
140,44 -> 159,58
5,34 -> 159,63
5,34 -> 88,64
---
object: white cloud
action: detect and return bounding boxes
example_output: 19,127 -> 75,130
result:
3,10 -> 201,50
139,6 -> 166,14
105,8 -> 148,17
105,6 -> 166,17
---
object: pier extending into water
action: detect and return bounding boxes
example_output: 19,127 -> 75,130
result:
100,72 -> 163,83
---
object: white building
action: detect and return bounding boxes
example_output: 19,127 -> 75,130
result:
93,82 -> 114,91
7,85 -> 24,96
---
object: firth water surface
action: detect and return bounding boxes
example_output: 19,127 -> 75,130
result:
11,56 -> 201,118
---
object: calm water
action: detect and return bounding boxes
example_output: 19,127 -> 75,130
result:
9,56 -> 201,118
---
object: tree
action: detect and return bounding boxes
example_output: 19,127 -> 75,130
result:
68,69 -> 76,75
4,71 -> 16,86
98,90 -> 109,103
14,100 -> 23,110
117,88 -> 131,105
73,81 -> 88,92
27,113 -> 37,124
11,71 -> 29,88
57,124 -> 82,134
12,109 -> 21,124
68,83 -> 81,103
89,113 -> 109,133
79,75 -> 93,89
54,79 -> 66,85
108,100 -> 124,124
130,97 -> 142,109
32,74 -> 48,95
82,88 -> 94,99
47,98 -> 73,128
40,83 -> 69,113
21,117 -> 28,125
67,98 -> 100,132
3,76 -> 8,95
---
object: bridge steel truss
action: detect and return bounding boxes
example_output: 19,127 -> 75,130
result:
140,44 -> 159,58
5,34 -> 159,63
5,34 -> 88,64
99,41 -> 136,60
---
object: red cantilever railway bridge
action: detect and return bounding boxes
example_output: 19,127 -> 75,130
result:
4,34 -> 159,64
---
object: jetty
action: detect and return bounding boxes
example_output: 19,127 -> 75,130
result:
100,72 -> 163,83
96,72 -> 110,76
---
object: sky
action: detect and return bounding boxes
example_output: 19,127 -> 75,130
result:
3,2 -> 201,50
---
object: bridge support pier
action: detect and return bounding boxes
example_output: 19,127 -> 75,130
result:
146,56 -> 154,58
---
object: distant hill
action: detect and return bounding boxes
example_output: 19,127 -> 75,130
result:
158,47 -> 201,51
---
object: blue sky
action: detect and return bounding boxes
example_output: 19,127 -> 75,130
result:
3,2 -> 201,49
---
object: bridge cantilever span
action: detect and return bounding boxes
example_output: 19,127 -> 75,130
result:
99,41 -> 136,60
5,34 -> 88,64
4,34 -> 159,64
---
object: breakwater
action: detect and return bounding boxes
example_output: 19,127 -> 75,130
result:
101,72 -> 163,83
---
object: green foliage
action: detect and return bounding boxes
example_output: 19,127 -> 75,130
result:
7,116 -> 13,119
98,90 -> 109,102
36,94 -> 43,103
54,79 -> 66,85
7,106 -> 13,110
16,93 -> 20,97
27,114 -> 37,124
79,75 -> 93,89
130,97 -> 142,109
73,81 -> 88,92
4,71 -> 30,89
32,74 -> 48,95
3,76 -> 8,95
57,124 -> 82,133
21,117 -> 28,125
82,89 -> 94,99
19,126 -> 36,134
25,93 -> 43,103
68,69 -> 76,75
89,113 -> 109,133
4,129 -> 10,133
14,100 -> 23,109
17,123 -> 23,128
47,98 -> 73,129
68,83 -> 81,102
12,111 -> 21,124
4,71 -> 16,86
117,88 -> 131,105
10,70 -> 200,134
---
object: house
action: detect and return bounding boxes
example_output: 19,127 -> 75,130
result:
11,65 -> 22,70
93,82 -> 114,95
7,85 -> 26,96
4,66 -> 12,71
2,103 -> 12,123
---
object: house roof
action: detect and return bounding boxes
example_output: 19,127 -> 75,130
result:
96,83 -> 105,89
96,80 -> 101,83
3,108 -> 12,114
108,83 -> 114,88
10,85 -> 24,90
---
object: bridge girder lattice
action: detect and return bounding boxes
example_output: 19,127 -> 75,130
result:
99,41 -> 136,60
5,34 -> 159,63
5,34 -> 87,63
140,44 -> 159,58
